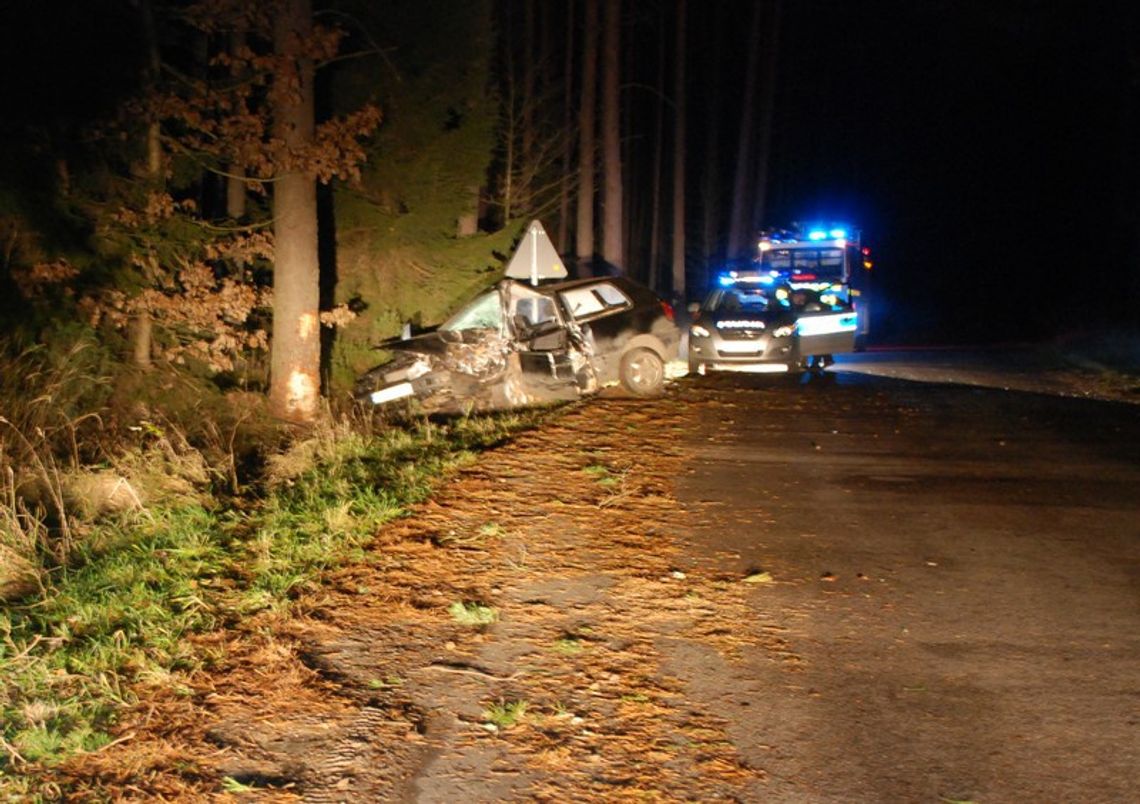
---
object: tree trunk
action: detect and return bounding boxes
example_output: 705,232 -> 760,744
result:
132,0 -> 162,369
521,0 -> 536,196
726,0 -> 764,258
557,0 -> 575,253
269,0 -> 321,423
457,185 -> 479,236
575,0 -> 599,271
226,26 -> 248,220
671,0 -> 687,302
647,2 -> 666,290
701,0 -> 726,274
226,167 -> 247,219
751,0 -> 782,234
600,0 -> 623,271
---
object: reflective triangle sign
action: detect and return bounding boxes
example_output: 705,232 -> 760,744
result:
504,220 -> 568,284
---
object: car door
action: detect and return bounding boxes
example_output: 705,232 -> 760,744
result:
507,285 -> 580,390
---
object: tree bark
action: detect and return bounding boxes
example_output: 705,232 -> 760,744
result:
600,0 -> 623,271
701,1 -> 726,274
751,0 -> 782,235
671,0 -> 687,301
557,0 -> 575,253
647,2 -> 666,290
575,0 -> 599,270
726,0 -> 764,258
226,26 -> 248,220
269,0 -> 321,423
133,0 -> 162,369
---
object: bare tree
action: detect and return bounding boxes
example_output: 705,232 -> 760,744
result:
576,0 -> 599,270
269,0 -> 321,422
600,0 -> 623,271
671,0 -> 687,300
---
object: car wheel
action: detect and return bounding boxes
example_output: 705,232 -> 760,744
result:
620,347 -> 665,396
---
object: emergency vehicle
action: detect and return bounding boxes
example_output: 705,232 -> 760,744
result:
687,224 -> 872,374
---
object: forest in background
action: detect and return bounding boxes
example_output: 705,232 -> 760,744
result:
0,0 -> 779,413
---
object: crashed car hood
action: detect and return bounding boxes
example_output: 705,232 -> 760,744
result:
375,330 -> 453,359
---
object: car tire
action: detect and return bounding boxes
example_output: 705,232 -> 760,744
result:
620,347 -> 665,397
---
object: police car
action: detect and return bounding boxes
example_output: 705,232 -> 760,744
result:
688,226 -> 862,374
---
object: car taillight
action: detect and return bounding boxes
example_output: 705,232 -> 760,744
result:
659,299 -> 675,323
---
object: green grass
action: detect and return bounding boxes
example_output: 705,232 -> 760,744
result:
582,463 -> 621,488
448,601 -> 498,626
551,635 -> 585,656
0,405 -> 551,786
482,699 -> 529,730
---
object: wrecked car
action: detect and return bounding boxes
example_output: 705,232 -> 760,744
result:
355,275 -> 680,413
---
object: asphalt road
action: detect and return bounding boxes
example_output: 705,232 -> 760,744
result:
671,370 -> 1140,802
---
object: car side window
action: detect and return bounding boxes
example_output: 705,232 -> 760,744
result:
559,283 -> 632,321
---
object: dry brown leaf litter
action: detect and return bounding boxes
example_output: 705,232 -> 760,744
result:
53,393 -> 787,801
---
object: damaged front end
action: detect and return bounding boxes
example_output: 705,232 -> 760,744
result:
354,328 -> 522,414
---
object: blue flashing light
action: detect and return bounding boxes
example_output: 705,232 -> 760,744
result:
718,275 -> 735,286
807,230 -> 827,241
828,228 -> 847,239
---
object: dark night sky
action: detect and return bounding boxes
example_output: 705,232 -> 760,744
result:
766,0 -> 1139,342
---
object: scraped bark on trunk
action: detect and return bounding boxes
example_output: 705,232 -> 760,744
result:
269,0 -> 321,423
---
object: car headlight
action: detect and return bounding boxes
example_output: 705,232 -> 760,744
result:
690,324 -> 711,338
773,325 -> 793,338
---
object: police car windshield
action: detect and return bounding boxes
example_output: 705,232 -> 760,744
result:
704,288 -> 777,313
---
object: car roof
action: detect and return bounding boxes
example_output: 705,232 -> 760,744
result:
522,275 -> 644,294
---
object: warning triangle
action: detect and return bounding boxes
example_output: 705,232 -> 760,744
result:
504,220 -> 568,284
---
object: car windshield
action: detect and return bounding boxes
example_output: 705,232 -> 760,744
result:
440,290 -> 503,332
704,288 -> 777,314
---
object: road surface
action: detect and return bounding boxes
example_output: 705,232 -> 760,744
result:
74,355 -> 1139,802
674,368 -> 1140,801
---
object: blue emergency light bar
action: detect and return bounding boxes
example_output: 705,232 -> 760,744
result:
718,269 -> 777,287
764,224 -> 854,247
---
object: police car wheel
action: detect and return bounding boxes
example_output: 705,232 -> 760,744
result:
620,348 -> 665,397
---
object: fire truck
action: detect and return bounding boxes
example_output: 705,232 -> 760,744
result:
756,224 -> 872,354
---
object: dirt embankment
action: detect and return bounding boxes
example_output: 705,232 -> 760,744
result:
57,393 -> 784,801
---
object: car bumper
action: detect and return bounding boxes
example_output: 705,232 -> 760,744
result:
688,335 -> 795,371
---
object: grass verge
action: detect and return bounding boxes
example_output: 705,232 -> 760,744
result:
0,404 -> 553,794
